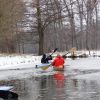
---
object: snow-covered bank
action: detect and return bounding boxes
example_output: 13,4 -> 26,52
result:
0,54 -> 41,70
0,50 -> 100,71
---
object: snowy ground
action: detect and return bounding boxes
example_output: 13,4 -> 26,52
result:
0,50 -> 99,70
0,54 -> 41,80
0,54 -> 41,70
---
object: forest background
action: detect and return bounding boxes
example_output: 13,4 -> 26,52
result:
0,0 -> 100,55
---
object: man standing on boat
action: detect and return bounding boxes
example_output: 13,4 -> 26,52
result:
52,54 -> 65,70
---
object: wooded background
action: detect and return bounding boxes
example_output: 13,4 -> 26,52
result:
0,0 -> 100,55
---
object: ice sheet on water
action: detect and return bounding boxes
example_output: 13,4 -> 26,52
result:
72,72 -> 100,80
66,57 -> 100,80
67,57 -> 100,70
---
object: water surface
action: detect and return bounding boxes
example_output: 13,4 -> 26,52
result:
1,57 -> 100,100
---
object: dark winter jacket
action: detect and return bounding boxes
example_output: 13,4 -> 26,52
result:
41,54 -> 52,63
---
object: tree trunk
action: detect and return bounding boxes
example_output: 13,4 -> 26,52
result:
39,30 -> 44,55
36,0 -> 44,55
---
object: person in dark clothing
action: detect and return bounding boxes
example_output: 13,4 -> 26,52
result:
41,54 -> 48,63
41,54 -> 52,63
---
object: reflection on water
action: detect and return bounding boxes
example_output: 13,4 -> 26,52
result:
38,72 -> 66,100
53,72 -> 65,88
1,71 -> 100,100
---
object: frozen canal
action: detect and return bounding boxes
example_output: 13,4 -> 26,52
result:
1,57 -> 100,100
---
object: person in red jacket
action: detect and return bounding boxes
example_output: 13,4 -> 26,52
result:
52,54 -> 65,70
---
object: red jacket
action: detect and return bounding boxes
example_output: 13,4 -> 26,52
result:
52,55 -> 64,68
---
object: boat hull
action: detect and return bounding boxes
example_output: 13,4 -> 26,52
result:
36,63 -> 51,70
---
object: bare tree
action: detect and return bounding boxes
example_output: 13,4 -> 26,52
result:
32,0 -> 66,55
0,0 -> 24,53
